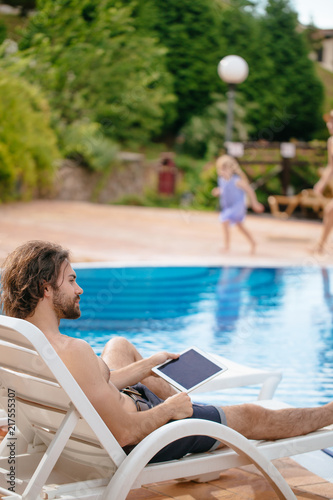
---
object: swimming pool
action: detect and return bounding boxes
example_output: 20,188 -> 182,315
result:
61,265 -> 333,408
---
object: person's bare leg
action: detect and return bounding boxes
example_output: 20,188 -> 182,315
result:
236,222 -> 256,254
222,221 -> 230,252
101,337 -> 177,398
102,336 -> 141,368
216,402 -> 333,447
314,201 -> 333,253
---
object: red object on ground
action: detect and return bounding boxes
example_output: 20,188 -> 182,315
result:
158,156 -> 177,195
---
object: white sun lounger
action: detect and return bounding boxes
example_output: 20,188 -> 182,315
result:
0,409 -> 6,427
0,315 -> 332,500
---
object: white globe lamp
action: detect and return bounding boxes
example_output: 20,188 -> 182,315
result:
218,55 -> 249,84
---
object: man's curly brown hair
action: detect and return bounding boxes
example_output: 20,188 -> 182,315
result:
0,240 -> 69,319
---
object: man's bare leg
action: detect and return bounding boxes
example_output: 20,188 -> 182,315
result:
218,402 -> 333,446
101,337 -> 177,398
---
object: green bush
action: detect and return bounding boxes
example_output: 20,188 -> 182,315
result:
0,143 -> 15,201
193,163 -> 219,210
58,120 -> 119,172
0,71 -> 59,200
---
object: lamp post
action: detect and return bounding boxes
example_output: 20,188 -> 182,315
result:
217,55 -> 249,145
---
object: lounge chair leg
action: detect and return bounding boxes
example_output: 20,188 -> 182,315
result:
190,471 -> 221,482
22,405 -> 80,500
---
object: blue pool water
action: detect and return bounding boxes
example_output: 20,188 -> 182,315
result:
61,265 -> 333,408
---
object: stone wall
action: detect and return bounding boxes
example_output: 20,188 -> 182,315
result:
53,153 -> 157,203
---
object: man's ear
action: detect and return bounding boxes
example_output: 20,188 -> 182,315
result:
42,282 -> 52,297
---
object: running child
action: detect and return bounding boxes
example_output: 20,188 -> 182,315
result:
212,154 -> 264,254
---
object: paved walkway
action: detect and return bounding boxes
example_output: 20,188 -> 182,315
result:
0,200 -> 333,267
0,200 -> 333,499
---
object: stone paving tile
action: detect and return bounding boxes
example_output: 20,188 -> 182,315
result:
295,483 -> 333,499
127,459 -> 333,499
140,478 -> 232,499
269,458 -> 332,488
126,487 -> 170,499
209,468 -> 279,499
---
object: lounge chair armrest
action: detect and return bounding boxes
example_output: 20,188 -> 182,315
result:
191,355 -> 282,399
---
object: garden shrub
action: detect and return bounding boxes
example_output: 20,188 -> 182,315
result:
0,71 -> 59,200
58,120 -> 119,172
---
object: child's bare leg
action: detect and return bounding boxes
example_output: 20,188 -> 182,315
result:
222,221 -> 230,252
236,222 -> 256,254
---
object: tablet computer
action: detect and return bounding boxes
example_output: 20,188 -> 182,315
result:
152,346 -> 228,393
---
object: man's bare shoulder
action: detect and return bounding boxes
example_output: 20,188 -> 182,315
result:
53,335 -> 103,380
53,335 -> 94,359
59,335 -> 92,349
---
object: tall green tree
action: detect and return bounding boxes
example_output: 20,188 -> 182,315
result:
214,0 -> 324,141
129,0 -> 225,130
10,0 -> 176,145
254,0 -> 324,140
2,0 -> 325,148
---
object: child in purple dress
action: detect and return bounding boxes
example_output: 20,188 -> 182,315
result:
212,155 -> 264,254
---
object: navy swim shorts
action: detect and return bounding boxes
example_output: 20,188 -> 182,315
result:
123,383 -> 227,463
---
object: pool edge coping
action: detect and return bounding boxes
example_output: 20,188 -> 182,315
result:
72,258 -> 333,269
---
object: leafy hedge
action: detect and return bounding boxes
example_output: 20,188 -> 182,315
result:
0,71 -> 59,201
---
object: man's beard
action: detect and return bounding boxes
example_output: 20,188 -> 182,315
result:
53,289 -> 81,320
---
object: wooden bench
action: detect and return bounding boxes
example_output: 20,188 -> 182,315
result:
268,189 -> 331,219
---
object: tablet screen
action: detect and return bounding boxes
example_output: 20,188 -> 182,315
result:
156,348 -> 225,391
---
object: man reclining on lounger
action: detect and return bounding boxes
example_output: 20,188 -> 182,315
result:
1,240 -> 332,462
